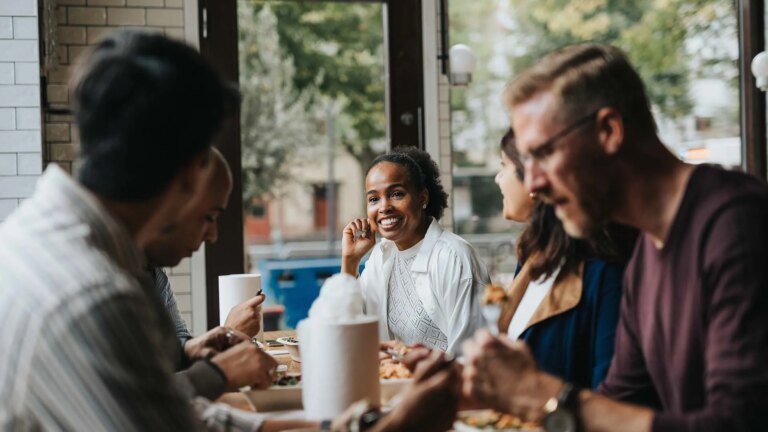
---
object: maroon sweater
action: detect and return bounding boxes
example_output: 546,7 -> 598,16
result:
598,165 -> 768,432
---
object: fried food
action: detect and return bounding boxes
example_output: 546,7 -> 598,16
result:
379,360 -> 412,379
482,284 -> 508,305
378,341 -> 414,379
462,410 -> 539,430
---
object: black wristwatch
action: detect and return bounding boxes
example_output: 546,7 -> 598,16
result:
541,382 -> 581,432
357,408 -> 385,431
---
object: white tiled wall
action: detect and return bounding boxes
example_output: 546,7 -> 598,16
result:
0,0 -> 42,221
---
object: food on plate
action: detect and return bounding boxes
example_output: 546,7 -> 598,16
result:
379,360 -> 412,379
458,410 -> 540,430
273,373 -> 301,387
276,336 -> 301,362
378,340 -> 413,379
481,284 -> 508,305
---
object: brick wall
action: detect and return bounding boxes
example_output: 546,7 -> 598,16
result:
45,0 -> 186,174
164,257 -> 193,326
40,0 -> 196,330
0,0 -> 42,220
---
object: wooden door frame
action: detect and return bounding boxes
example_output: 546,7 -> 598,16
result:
739,0 -> 766,179
198,0 -> 425,328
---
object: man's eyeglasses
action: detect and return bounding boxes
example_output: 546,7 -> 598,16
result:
519,110 -> 599,167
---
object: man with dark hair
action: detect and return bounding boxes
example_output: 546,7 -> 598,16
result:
462,43 -> 768,432
147,148 -> 276,399
0,30 -> 266,430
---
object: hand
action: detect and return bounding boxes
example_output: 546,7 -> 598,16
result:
373,351 -> 460,432
183,326 -> 249,360
400,346 -> 432,373
224,294 -> 265,337
341,218 -> 377,275
461,330 -> 562,422
211,340 -> 278,391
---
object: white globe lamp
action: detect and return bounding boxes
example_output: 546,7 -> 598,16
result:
751,51 -> 768,91
449,44 -> 477,86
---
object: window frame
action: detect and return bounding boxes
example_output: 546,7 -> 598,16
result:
198,0 -> 424,328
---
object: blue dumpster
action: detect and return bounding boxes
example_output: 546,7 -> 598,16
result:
259,257 -> 366,328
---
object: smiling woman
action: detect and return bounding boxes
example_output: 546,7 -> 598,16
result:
340,147 -> 491,355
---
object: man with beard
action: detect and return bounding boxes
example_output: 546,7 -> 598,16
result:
462,43 -> 768,432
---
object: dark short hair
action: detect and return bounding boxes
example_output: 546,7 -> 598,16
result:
500,129 -> 637,279
367,147 -> 449,220
71,30 -> 240,201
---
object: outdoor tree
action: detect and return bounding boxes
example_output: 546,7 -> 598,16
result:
239,5 -> 320,205
248,2 -> 387,171
449,0 -> 738,148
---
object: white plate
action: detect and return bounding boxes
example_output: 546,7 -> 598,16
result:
276,336 -> 301,362
245,378 -> 412,412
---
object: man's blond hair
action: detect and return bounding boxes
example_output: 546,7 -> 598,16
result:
504,44 -> 656,137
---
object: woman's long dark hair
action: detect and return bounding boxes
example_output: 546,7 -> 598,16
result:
500,129 -> 637,280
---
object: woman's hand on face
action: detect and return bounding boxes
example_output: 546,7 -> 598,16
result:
342,218 -> 377,263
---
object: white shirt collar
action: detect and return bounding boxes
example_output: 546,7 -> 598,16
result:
379,217 -> 443,273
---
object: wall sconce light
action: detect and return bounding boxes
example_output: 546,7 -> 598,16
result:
751,51 -> 768,91
449,44 -> 477,86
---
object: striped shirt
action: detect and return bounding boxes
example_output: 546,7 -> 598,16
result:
0,166 -> 264,431
152,267 -> 193,366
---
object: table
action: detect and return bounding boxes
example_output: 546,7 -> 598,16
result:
264,330 -> 300,373
215,330 -> 299,411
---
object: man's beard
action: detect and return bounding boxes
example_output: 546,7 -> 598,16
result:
574,154 -> 618,238
548,153 -> 617,239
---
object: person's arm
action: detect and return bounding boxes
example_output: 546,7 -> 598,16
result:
177,328 -> 278,400
587,261 -> 624,389
152,267 -> 193,368
28,287 -> 197,431
596,275 -> 662,408
650,202 -> 768,432
580,391 -> 654,432
462,331 -> 654,432
432,246 -> 487,355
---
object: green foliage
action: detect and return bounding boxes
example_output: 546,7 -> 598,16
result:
238,4 -> 320,203
449,0 -> 736,135
249,1 -> 387,170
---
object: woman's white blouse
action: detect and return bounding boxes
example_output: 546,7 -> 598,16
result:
359,218 -> 490,354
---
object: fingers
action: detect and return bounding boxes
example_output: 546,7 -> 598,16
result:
251,349 -> 278,389
223,327 -> 249,347
243,293 -> 265,308
198,347 -> 219,359
342,221 -> 357,238
344,218 -> 375,240
401,346 -> 432,372
424,366 -> 460,397
412,350 -> 448,383
367,217 -> 378,233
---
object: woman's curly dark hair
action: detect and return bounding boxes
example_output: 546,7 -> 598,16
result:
367,146 -> 449,221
